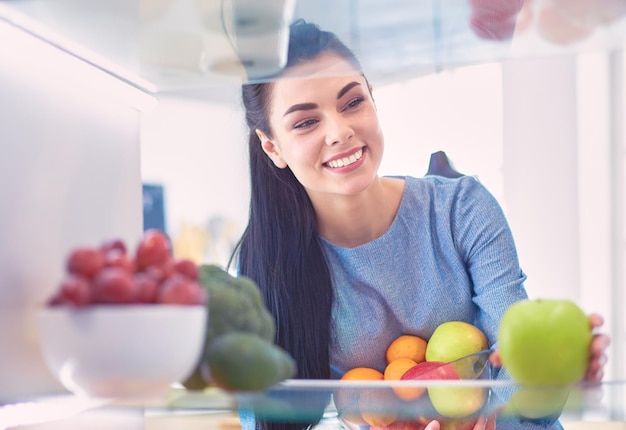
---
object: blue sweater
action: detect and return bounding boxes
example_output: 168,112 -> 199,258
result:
240,175 -> 563,429
324,175 -> 528,376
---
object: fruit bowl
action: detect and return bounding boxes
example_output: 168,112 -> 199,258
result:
332,351 -> 493,429
37,304 -> 207,398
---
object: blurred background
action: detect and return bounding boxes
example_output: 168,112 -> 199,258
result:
1,0 -> 625,421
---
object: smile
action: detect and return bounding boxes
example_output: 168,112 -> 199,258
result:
325,148 -> 363,169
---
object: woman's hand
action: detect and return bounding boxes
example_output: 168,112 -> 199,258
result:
489,313 -> 611,382
585,313 -> 610,382
424,413 -> 496,430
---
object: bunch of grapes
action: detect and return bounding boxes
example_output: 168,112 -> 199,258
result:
49,229 -> 207,307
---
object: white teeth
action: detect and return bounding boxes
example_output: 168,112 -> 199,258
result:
326,149 -> 363,168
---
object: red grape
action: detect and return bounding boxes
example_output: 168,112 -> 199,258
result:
93,267 -> 137,304
56,275 -> 93,306
134,273 -> 159,303
100,238 -> 127,256
66,247 -> 105,280
144,260 -> 175,283
103,249 -> 135,273
157,275 -> 206,305
135,229 -> 171,270
173,259 -> 199,281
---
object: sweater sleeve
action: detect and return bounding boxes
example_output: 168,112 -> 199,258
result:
451,176 -> 529,346
451,177 -> 563,429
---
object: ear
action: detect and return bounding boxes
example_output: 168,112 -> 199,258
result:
256,129 -> 287,169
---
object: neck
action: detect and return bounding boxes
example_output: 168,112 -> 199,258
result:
310,177 -> 404,248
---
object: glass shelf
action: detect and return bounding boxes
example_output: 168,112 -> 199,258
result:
3,379 -> 625,429
1,0 -> 625,95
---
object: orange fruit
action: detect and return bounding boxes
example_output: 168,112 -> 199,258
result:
386,334 -> 428,364
341,367 -> 384,381
337,367 -> 384,426
384,358 -> 418,381
384,358 -> 425,401
359,389 -> 398,427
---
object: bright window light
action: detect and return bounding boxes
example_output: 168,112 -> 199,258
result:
0,396 -> 108,429
0,15 -> 158,112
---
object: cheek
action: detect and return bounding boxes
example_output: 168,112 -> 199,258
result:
276,135 -> 323,167
357,113 -> 384,143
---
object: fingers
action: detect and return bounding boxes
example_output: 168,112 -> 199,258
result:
425,420 -> 441,430
585,334 -> 610,382
473,415 -> 487,430
589,313 -> 604,330
489,351 -> 502,368
472,412 -> 497,430
591,334 -> 611,357
585,333 -> 611,382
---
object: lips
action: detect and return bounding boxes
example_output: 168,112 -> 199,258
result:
324,147 -> 364,169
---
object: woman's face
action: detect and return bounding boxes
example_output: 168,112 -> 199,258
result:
258,53 -> 384,199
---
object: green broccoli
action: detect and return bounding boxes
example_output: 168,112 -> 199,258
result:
183,264 -> 284,390
198,264 -> 275,345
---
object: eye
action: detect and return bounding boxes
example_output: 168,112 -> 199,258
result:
294,118 -> 318,129
343,96 -> 364,112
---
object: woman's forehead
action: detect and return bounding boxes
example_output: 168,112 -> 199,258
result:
280,52 -> 360,81
269,69 -> 366,119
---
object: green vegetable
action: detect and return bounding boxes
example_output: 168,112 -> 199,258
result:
206,332 -> 296,391
183,264 -> 283,390
199,265 -> 275,345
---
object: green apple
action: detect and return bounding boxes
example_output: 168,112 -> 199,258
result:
425,321 -> 489,378
401,361 -> 486,419
504,386 -> 571,419
498,299 -> 592,385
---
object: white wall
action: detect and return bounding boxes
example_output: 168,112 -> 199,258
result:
501,52 -> 624,393
0,22 -> 144,401
139,89 -> 250,266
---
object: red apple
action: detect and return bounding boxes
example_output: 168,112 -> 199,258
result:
403,361 -> 459,379
403,361 -> 485,419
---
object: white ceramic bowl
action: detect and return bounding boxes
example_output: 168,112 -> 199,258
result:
37,305 -> 207,398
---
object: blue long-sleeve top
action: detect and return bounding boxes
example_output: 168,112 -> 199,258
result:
240,175 -> 563,429
324,175 -> 526,375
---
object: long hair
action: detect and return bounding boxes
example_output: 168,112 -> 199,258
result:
231,20 -> 362,430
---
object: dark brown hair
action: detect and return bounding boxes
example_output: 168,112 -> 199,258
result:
232,20 -> 362,430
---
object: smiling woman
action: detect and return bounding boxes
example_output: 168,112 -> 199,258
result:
230,19 -> 609,430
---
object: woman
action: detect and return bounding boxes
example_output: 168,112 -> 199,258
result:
233,19 -> 609,430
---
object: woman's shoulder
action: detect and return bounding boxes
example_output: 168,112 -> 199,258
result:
402,174 -> 485,196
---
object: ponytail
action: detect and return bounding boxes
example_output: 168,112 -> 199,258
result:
231,20 -> 364,430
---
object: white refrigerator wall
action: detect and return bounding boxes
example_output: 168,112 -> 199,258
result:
0,45 -> 144,399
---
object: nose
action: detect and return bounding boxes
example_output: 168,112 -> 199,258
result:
324,113 -> 353,146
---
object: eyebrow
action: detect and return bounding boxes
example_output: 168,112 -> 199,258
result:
337,81 -> 361,100
282,81 -> 362,117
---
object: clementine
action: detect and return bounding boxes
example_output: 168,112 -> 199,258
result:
341,367 -> 384,381
386,334 -> 428,364
337,367 -> 384,426
384,358 -> 418,381
384,358 -> 424,401
359,389 -> 398,427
